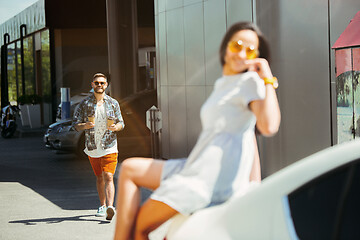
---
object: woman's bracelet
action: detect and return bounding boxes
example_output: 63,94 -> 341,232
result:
263,77 -> 278,89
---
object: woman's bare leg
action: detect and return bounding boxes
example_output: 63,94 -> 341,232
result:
135,199 -> 178,240
113,157 -> 165,240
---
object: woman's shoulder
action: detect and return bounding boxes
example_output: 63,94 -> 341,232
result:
215,72 -> 263,90
213,75 -> 226,89
225,72 -> 262,86
222,71 -> 260,81
241,72 -> 266,101
240,71 -> 263,87
241,71 -> 261,81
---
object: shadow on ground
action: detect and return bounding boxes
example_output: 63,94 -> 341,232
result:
9,214 -> 110,225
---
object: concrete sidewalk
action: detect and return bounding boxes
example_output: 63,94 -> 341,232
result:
1,182 -> 115,240
0,134 -> 169,240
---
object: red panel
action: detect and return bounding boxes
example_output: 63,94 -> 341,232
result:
332,11 -> 360,49
336,48 -> 352,76
353,48 -> 360,72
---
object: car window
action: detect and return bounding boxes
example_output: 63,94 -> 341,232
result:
338,162 -> 360,239
287,160 -> 360,240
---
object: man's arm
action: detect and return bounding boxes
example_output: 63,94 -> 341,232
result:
72,101 -> 94,131
75,122 -> 95,131
110,100 -> 125,131
107,122 -> 123,132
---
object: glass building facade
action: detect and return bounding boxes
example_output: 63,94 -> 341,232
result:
1,29 -> 52,125
1,0 -> 155,130
0,0 -> 109,126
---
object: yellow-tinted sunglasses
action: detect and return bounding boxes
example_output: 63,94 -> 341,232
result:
228,40 -> 259,59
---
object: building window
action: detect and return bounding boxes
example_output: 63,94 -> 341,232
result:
7,43 -> 17,105
41,30 -> 52,125
23,35 -> 35,95
16,41 -> 23,97
41,30 -> 51,101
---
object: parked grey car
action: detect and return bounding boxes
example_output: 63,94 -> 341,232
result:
44,119 -> 85,156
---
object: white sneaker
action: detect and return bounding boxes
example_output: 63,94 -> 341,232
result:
95,205 -> 106,217
106,206 -> 116,221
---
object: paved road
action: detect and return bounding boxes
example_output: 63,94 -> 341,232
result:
0,133 -> 167,240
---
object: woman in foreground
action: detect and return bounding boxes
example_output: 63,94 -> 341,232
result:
114,21 -> 281,240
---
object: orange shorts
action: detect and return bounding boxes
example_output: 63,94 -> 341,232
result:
88,153 -> 118,176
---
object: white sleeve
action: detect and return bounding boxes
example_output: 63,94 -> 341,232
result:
241,72 -> 266,105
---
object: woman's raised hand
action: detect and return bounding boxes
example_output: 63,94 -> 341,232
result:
246,58 -> 273,80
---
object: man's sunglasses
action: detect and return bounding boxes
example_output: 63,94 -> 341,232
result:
228,40 -> 259,59
93,81 -> 106,86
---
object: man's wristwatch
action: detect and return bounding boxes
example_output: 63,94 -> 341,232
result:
263,77 -> 279,89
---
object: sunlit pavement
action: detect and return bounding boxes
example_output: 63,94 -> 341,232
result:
0,133 -> 168,240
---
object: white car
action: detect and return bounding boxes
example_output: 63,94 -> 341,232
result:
165,140 -> 360,240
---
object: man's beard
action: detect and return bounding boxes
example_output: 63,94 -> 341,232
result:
94,88 -> 104,93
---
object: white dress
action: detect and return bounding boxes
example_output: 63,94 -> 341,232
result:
151,71 -> 266,215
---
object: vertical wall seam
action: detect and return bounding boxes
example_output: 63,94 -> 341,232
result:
182,4 -> 189,154
252,0 -> 254,23
351,49 -> 355,139
327,0 -> 334,145
165,8 -> 171,156
202,1 -> 206,86
225,0 -> 228,28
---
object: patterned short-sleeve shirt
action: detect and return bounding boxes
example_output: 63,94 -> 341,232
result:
73,94 -> 125,151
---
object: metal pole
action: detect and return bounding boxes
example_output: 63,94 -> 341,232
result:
60,88 -> 71,119
154,110 -> 159,158
151,109 -> 156,158
20,24 -> 27,96
146,106 -> 161,159
15,42 -> 19,100
150,108 -> 160,159
1,34 -> 10,108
